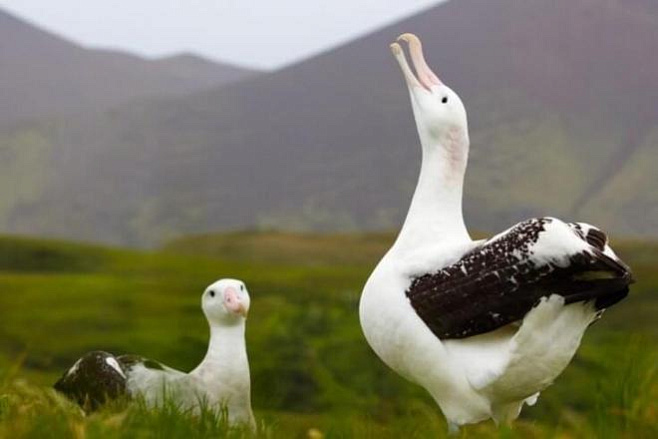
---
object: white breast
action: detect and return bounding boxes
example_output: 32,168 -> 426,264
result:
360,255 -> 493,425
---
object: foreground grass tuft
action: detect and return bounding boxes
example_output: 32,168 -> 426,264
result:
0,380 -> 263,439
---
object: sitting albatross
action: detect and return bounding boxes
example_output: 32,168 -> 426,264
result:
359,33 -> 633,430
54,278 -> 255,428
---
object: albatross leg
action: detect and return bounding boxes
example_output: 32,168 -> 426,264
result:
447,421 -> 460,435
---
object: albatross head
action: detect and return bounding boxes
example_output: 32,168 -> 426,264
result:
391,33 -> 469,151
202,278 -> 251,325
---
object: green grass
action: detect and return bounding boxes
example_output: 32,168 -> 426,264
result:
0,232 -> 657,438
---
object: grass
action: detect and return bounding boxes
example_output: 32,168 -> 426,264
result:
0,232 -> 657,438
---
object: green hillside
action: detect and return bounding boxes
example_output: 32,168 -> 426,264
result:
0,232 -> 656,437
577,127 -> 658,237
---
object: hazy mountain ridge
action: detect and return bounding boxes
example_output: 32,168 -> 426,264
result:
1,0 -> 657,245
0,8 -> 258,128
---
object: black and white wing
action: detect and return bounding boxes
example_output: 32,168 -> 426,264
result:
54,351 -> 181,410
406,217 -> 633,340
54,351 -> 128,410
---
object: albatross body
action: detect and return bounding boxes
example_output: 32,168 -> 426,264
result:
55,279 -> 255,428
359,34 -> 633,428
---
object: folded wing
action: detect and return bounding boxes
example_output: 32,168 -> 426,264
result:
406,217 -> 633,340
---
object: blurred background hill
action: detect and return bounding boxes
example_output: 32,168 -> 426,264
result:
0,0 -> 657,247
0,9 -> 258,128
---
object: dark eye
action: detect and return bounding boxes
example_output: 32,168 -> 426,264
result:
209,290 -> 215,298
441,96 -> 448,104
240,285 -> 244,291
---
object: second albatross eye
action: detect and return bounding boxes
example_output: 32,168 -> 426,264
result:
441,96 -> 448,104
209,290 -> 215,297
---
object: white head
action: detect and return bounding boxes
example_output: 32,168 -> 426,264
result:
391,33 -> 469,158
202,278 -> 251,326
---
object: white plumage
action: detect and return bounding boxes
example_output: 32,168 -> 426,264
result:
359,33 -> 632,429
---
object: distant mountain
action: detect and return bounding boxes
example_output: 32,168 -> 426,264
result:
0,9 -> 258,127
0,0 -> 657,246
151,53 -> 256,87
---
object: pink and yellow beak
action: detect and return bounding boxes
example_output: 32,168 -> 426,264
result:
390,33 -> 442,91
224,287 -> 248,317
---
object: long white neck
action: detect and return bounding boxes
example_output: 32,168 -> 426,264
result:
392,129 -> 470,253
193,321 -> 249,379
191,319 -> 254,426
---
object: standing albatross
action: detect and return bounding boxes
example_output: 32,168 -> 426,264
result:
359,33 -> 633,430
54,278 -> 255,428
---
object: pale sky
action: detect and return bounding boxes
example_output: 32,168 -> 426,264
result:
0,0 -> 446,69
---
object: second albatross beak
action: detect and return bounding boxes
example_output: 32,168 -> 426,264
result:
224,287 -> 248,317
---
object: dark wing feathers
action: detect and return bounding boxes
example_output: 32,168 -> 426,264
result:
568,222 -> 609,252
585,229 -> 608,251
53,351 -> 127,410
406,218 -> 633,340
117,354 -> 166,371
54,352 -> 168,410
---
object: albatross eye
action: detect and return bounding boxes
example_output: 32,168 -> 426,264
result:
441,96 -> 448,104
209,290 -> 215,298
240,285 -> 244,291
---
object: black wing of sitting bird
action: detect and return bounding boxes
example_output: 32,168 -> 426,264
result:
53,351 -> 128,410
54,351 -> 166,411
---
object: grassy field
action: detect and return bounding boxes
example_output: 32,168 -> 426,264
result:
0,232 -> 657,438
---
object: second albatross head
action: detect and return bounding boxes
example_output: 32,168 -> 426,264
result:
202,278 -> 251,325
391,33 -> 468,149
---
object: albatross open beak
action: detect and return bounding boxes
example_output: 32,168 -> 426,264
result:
390,33 -> 442,91
224,287 -> 248,318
